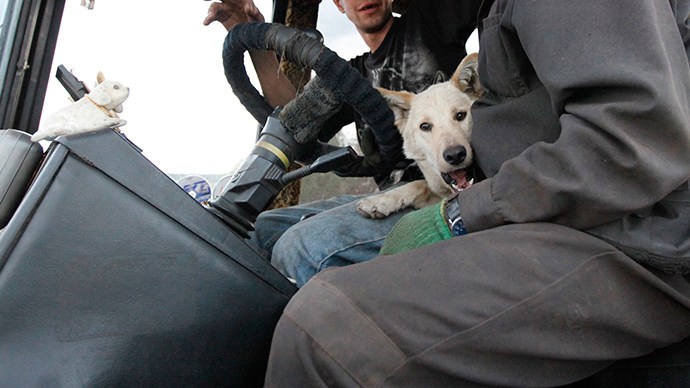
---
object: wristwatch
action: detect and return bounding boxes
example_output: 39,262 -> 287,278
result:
442,193 -> 467,237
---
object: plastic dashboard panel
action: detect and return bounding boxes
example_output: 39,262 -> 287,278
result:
0,129 -> 296,387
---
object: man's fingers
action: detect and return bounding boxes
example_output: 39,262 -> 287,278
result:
203,2 -> 228,25
203,8 -> 218,25
203,0 -> 261,28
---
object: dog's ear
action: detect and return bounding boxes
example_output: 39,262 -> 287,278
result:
376,87 -> 414,132
451,53 -> 486,100
88,82 -> 113,107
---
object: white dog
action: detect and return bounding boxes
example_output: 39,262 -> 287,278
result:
357,54 -> 484,218
32,80 -> 129,142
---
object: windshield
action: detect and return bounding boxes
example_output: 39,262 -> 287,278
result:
40,1 -> 476,201
40,1 -> 365,176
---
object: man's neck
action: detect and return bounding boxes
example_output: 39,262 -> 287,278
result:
359,17 -> 394,52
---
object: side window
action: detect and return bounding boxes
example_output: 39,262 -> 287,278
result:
0,0 -> 9,33
0,0 -> 15,91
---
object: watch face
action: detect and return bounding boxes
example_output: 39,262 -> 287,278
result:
451,219 -> 467,236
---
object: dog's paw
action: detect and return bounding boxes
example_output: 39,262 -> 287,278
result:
356,195 -> 401,219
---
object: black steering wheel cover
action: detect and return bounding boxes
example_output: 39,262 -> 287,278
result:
222,22 -> 401,168
309,48 -> 401,159
222,22 -> 274,126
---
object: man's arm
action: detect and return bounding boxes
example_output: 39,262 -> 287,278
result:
457,0 -> 690,232
203,0 -> 296,108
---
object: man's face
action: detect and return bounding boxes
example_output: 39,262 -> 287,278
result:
333,0 -> 393,34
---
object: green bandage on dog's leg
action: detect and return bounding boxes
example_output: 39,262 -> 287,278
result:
380,203 -> 453,255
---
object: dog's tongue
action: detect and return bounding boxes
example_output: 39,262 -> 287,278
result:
443,169 -> 471,192
451,169 -> 470,190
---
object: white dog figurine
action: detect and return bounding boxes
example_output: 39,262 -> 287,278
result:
80,0 -> 95,10
32,80 -> 129,142
357,54 -> 485,218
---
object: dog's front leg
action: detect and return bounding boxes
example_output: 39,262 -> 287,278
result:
356,180 -> 442,219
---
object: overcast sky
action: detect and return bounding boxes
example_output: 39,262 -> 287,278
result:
41,1 -> 477,176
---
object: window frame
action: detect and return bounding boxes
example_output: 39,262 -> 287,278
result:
0,0 -> 65,134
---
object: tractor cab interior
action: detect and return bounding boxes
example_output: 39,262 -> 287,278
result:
0,1 -> 687,386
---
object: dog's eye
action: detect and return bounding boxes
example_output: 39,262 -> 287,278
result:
113,85 -> 120,90
420,123 -> 432,132
455,111 -> 467,121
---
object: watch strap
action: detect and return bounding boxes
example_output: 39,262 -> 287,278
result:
443,194 -> 467,237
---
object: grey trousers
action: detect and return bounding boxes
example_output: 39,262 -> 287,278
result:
264,223 -> 690,387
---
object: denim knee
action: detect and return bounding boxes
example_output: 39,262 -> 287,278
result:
270,221 -> 321,286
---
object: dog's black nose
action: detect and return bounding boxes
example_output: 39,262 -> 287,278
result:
443,146 -> 467,165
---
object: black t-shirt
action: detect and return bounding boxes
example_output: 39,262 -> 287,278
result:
320,0 -> 482,187
350,0 -> 479,93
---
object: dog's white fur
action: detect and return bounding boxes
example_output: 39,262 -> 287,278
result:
32,80 -> 129,142
357,54 -> 484,218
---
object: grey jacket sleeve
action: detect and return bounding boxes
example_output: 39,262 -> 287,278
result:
458,0 -> 690,232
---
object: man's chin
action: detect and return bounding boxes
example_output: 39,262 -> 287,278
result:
358,14 -> 393,34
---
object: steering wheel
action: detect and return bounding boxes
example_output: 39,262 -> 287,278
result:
222,22 -> 402,176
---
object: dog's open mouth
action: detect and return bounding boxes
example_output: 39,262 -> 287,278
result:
442,169 -> 473,192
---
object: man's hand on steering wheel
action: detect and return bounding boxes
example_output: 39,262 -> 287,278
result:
203,0 -> 265,31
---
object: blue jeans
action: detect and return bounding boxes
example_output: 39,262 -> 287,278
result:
248,193 -> 413,287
